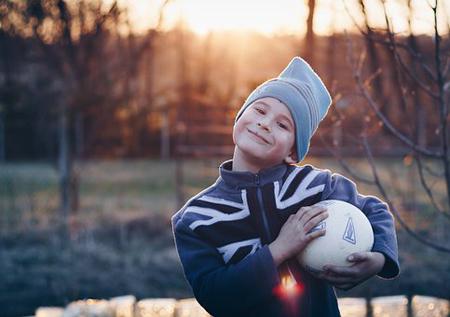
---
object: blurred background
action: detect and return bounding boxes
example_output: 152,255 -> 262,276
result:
0,0 -> 449,316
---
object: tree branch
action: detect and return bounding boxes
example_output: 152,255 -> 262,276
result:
432,0 -> 450,211
421,160 -> 445,177
414,153 -> 450,219
381,1 -> 439,102
318,132 -> 375,185
343,0 -> 437,82
361,133 -> 450,252
346,38 -> 443,158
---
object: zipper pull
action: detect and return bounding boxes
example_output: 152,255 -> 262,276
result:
255,174 -> 260,186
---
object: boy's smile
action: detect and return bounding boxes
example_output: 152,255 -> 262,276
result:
246,128 -> 271,145
232,97 -> 297,172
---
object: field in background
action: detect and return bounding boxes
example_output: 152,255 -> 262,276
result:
1,157 -> 446,224
0,158 -> 448,317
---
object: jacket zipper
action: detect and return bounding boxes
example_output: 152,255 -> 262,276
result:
256,174 -> 296,288
255,174 -> 272,243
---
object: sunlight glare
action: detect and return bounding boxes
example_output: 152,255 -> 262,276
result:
126,0 -> 450,36
175,0 -> 306,35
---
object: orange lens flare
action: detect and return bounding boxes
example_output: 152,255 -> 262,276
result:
273,274 -> 304,315
274,274 -> 304,299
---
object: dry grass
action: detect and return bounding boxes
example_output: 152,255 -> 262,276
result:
0,158 -> 448,317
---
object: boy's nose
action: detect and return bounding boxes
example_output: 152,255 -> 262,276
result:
257,121 -> 271,132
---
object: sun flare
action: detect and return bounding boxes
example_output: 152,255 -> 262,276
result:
173,0 -> 306,35
127,0 -> 450,36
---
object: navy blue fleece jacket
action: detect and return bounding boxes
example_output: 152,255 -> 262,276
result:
171,160 -> 400,317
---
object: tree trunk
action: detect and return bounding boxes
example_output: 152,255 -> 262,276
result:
303,0 -> 316,64
58,99 -> 71,227
175,25 -> 189,209
0,104 -> 5,162
75,111 -> 84,159
160,110 -> 170,160
175,158 -> 184,209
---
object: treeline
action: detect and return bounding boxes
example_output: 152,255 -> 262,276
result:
0,4 -> 445,161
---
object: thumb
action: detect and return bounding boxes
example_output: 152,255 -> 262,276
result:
347,252 -> 369,262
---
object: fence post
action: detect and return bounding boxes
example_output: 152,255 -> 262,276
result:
175,158 -> 184,210
407,293 -> 413,317
366,296 -> 372,317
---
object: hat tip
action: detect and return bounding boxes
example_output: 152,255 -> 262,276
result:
292,56 -> 308,64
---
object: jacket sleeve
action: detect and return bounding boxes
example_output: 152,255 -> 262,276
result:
313,169 -> 400,279
172,214 -> 281,316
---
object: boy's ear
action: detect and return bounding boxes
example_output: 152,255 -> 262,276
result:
284,148 -> 298,164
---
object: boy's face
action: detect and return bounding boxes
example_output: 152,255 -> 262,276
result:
233,97 -> 297,167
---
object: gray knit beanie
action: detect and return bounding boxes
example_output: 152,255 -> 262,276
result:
235,57 -> 332,162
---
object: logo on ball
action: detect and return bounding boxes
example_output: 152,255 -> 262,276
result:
297,200 -> 374,272
343,217 -> 356,244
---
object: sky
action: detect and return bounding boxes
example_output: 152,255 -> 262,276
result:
122,0 -> 450,36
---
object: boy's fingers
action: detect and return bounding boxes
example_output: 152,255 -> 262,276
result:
296,207 -> 308,220
303,211 -> 328,233
288,212 -> 302,224
305,228 -> 326,241
291,209 -> 304,221
347,252 -> 370,262
320,271 -> 355,284
322,265 -> 356,278
298,206 -> 327,224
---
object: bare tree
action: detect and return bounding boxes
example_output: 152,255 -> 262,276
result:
303,0 -> 316,64
0,1 -> 131,235
119,0 -> 171,157
334,0 -> 450,252
0,0 -> 175,234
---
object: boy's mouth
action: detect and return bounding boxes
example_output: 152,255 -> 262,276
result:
247,129 -> 271,144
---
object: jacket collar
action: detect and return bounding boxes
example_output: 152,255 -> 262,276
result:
219,159 -> 288,189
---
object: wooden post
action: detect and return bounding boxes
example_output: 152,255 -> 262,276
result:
58,98 -> 70,237
366,296 -> 373,317
0,102 -> 5,162
175,157 -> 184,210
407,294 -> 413,317
58,100 -> 70,220
161,110 -> 170,160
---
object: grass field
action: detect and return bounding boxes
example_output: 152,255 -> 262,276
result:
0,157 -> 446,228
0,158 -> 448,317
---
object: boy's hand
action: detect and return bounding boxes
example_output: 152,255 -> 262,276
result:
315,251 -> 385,290
269,205 -> 328,266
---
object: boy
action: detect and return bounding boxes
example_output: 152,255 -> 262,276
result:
171,57 -> 399,317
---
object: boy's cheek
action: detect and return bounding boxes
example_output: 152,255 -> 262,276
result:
231,128 -> 238,144
232,122 -> 245,144
233,121 -> 253,141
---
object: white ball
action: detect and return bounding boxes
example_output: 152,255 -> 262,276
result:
297,200 -> 374,273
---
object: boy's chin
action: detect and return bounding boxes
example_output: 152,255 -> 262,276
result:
238,146 -> 285,165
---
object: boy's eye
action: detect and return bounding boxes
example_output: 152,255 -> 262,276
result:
278,122 -> 288,130
255,108 -> 265,114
